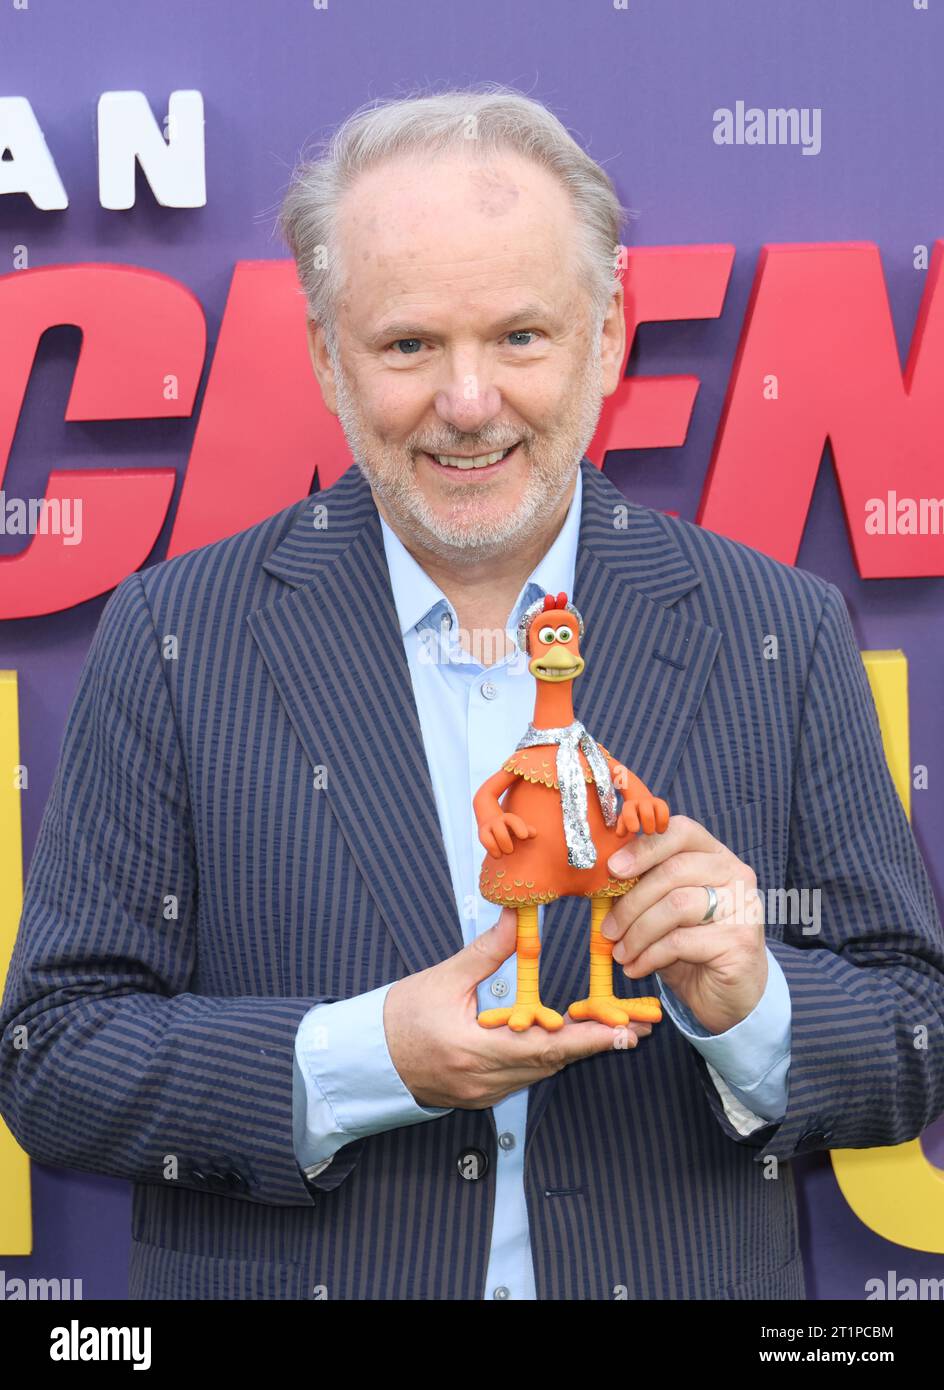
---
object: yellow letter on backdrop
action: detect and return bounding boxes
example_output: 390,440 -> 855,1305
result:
827,651 -> 944,1252
0,669 -> 31,1254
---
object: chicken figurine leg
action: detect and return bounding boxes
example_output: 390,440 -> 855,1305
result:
474,590 -> 670,1031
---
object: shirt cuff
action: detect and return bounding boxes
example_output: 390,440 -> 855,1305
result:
655,946 -> 791,1123
293,983 -> 452,1170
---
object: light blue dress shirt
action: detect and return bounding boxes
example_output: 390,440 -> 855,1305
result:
292,464 -> 792,1299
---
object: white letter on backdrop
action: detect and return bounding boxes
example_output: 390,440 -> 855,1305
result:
0,96 -> 69,208
98,89 -> 206,209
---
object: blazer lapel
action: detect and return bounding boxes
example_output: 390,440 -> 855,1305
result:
247,463 -> 464,979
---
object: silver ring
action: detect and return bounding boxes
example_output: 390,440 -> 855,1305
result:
699,885 -> 718,922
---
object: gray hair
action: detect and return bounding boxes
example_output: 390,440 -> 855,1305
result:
275,82 -> 635,365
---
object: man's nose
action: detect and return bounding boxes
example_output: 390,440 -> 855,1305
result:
432,370 -> 504,433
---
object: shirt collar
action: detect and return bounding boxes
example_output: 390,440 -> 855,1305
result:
378,465 -> 583,645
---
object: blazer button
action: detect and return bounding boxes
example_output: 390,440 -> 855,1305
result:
206,1170 -> 228,1192
191,1169 -> 207,1186
226,1170 -> 248,1192
456,1148 -> 489,1181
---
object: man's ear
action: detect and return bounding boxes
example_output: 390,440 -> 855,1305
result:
599,282 -> 627,399
305,318 -> 339,417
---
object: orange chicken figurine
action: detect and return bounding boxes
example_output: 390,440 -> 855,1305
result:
474,590 -> 670,1031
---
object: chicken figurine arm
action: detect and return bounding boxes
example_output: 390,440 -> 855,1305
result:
474,590 -> 670,1031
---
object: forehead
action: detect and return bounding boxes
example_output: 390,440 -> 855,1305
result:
334,149 -> 581,318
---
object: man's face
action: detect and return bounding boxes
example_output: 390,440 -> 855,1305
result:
306,149 -> 625,562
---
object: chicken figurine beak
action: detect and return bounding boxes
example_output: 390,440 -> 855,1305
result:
530,643 -> 585,682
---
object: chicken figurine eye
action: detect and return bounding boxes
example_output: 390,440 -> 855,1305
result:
474,587 -> 671,1032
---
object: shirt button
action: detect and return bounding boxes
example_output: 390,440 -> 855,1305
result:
498,1132 -> 516,1152
456,1148 -> 489,1181
489,978 -> 509,998
493,1285 -> 511,1299
480,681 -> 497,699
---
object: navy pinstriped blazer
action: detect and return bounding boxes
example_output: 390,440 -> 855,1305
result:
2,454 -> 942,1300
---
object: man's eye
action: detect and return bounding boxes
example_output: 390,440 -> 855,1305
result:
386,332 -> 539,353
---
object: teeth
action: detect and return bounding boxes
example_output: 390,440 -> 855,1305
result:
433,447 -> 512,470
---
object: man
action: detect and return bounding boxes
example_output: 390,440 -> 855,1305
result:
2,86 -> 942,1301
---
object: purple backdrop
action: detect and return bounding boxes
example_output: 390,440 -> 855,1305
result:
1,0 -> 942,1299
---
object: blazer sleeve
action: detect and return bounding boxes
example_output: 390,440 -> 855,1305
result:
0,570 -> 362,1206
690,579 -> 944,1161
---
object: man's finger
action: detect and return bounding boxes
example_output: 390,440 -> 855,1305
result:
454,908 -> 519,985
527,1018 -> 646,1063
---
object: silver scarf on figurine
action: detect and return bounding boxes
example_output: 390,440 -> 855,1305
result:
514,720 -> 617,869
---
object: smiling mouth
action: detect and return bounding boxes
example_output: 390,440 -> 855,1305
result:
421,442 -> 520,474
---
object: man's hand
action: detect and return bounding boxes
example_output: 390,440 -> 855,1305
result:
605,814 -> 767,1035
384,909 -> 652,1109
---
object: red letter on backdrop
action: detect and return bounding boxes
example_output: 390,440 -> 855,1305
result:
167,260 -> 350,557
588,244 -> 735,464
0,264 -> 204,618
698,241 -> 944,578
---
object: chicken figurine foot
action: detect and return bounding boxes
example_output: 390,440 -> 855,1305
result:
474,590 -> 670,1032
